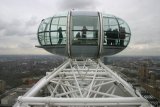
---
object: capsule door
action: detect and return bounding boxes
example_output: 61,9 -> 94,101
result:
70,11 -> 100,58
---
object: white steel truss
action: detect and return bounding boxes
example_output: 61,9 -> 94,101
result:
14,59 -> 152,107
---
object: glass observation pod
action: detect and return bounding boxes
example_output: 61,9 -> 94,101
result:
37,11 -> 131,58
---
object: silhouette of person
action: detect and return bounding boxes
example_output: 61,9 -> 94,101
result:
104,32 -> 107,44
75,32 -> 81,44
112,29 -> 118,45
94,30 -> 98,39
119,27 -> 126,46
82,26 -> 87,39
57,27 -> 63,44
106,28 -> 112,45
76,32 -> 81,39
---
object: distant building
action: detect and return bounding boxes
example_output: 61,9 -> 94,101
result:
138,64 -> 149,82
138,64 -> 160,100
0,80 -> 6,93
22,77 -> 41,85
1,92 -> 17,105
1,85 -> 31,106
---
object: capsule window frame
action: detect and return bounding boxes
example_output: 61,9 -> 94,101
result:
102,16 -> 131,47
38,16 -> 67,46
71,15 -> 99,45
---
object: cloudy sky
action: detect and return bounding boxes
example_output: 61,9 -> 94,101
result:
0,0 -> 160,56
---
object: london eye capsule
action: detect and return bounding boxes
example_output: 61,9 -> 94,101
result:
37,11 -> 131,58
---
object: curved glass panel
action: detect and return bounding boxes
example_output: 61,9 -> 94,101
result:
38,18 -> 51,32
117,18 -> 131,46
38,18 -> 52,45
50,16 -> 67,45
103,17 -> 119,46
117,18 -> 131,34
52,18 -> 59,25
72,15 -> 99,45
37,11 -> 132,57
103,15 -> 131,47
38,33 -> 45,45
38,16 -> 67,46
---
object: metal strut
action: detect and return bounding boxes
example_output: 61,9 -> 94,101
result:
14,59 -> 152,107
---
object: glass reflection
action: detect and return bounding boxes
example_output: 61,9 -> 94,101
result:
72,16 -> 99,45
103,15 -> 131,47
38,16 -> 67,45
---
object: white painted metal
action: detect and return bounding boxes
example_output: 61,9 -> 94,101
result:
67,11 -> 71,57
14,59 -> 152,107
18,97 -> 148,105
99,12 -> 103,56
24,59 -> 70,97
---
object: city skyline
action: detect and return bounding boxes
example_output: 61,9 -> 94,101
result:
0,0 -> 160,56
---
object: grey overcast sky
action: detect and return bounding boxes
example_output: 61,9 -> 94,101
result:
0,0 -> 160,56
